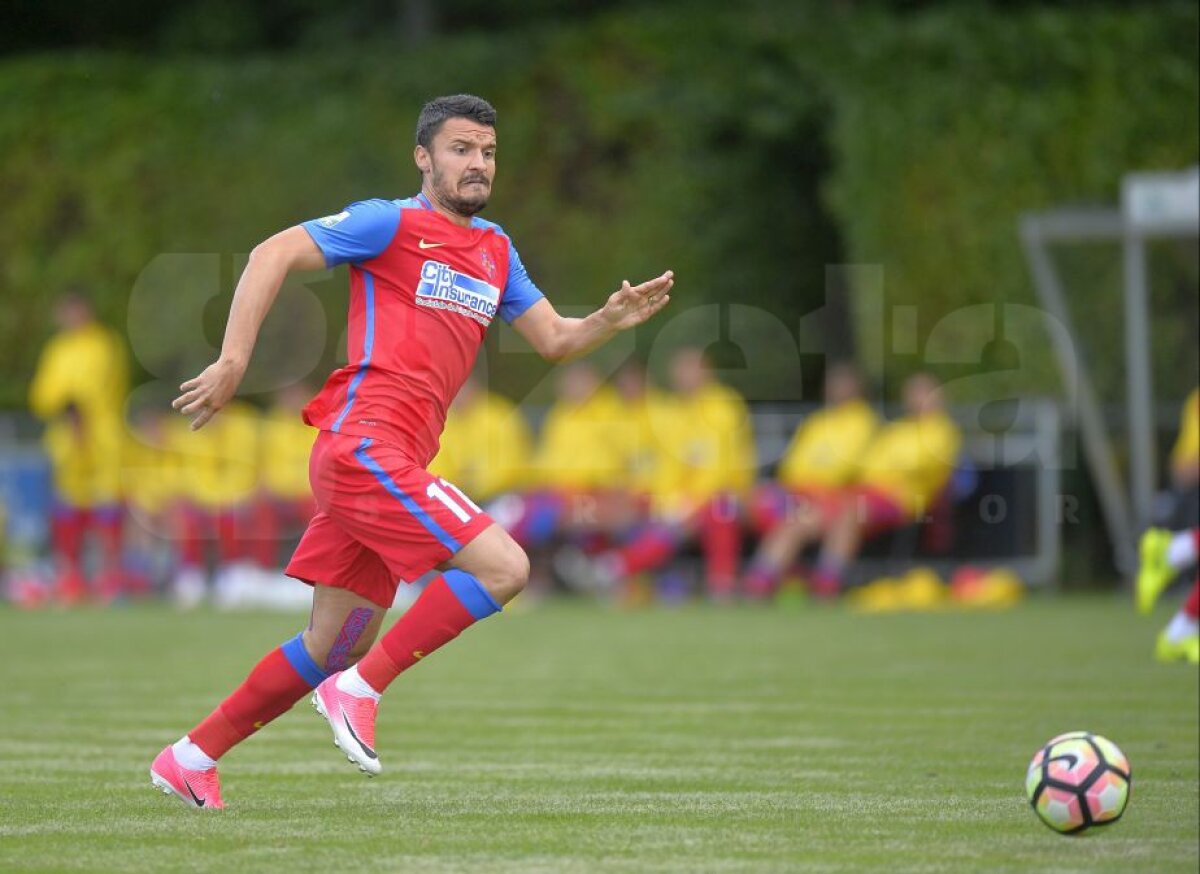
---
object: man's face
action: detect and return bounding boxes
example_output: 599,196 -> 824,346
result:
558,364 -> 599,404
825,368 -> 861,406
416,117 -> 496,217
614,365 -> 647,401
54,297 -> 91,332
669,349 -> 707,396
904,375 -> 941,415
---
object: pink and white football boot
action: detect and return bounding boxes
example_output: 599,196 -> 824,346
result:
150,745 -> 225,809
312,673 -> 382,776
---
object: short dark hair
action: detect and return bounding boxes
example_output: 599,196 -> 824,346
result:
415,94 -> 497,148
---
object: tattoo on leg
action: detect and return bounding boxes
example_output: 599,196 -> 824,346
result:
325,607 -> 374,672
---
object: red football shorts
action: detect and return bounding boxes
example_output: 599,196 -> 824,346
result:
834,484 -> 910,535
286,431 -> 494,608
749,482 -> 841,534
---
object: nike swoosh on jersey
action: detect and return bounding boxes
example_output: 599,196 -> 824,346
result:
418,239 -> 446,249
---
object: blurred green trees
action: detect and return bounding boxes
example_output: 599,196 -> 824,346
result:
1,1 -> 1196,410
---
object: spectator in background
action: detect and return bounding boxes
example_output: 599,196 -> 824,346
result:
594,358 -> 676,537
743,372 -> 961,598
430,373 -> 532,505
122,403 -> 181,597
166,399 -> 260,607
745,362 -> 878,597
249,384 -> 319,576
558,346 -> 757,600
28,291 -> 129,603
498,362 -> 621,551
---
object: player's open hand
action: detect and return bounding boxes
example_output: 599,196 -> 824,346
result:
600,271 -> 673,331
172,358 -> 246,430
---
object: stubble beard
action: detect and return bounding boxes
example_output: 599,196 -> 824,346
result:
431,165 -> 490,218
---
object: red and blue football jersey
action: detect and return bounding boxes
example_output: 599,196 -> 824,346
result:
300,194 -> 544,466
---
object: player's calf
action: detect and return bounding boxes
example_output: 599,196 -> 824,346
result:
303,599 -> 383,674
314,569 -> 505,775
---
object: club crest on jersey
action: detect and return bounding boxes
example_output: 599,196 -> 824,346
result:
316,211 -> 350,228
479,249 -> 497,281
415,260 -> 500,326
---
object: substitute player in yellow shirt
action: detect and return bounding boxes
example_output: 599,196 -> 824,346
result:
430,374 -> 532,504
248,384 -> 319,573
750,364 -> 877,534
745,363 -> 878,597
122,403 -> 183,597
744,372 -> 960,598
28,292 -> 129,603
558,347 -> 757,599
166,399 -> 261,606
498,362 -> 622,549
590,358 -> 677,535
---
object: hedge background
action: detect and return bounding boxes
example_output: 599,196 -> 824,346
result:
1,1 -> 1196,412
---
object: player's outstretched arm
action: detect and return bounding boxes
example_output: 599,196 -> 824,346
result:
172,226 -> 325,430
512,270 -> 673,362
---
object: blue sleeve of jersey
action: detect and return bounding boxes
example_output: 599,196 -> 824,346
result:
301,199 -> 401,267
499,240 -> 546,324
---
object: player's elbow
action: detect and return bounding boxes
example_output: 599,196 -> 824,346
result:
248,238 -> 287,269
535,317 -> 581,363
535,333 -> 570,363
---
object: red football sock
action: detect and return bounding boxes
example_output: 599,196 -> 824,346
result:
189,636 -> 324,760
355,572 -> 500,694
51,508 -> 87,601
93,508 -> 123,572
217,510 -> 241,564
701,497 -> 741,597
613,525 -> 678,576
249,499 -> 280,568
177,508 -> 205,568
1184,580 -> 1200,620
51,508 -> 85,574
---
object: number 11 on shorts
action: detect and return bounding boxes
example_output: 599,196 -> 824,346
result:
426,478 -> 481,522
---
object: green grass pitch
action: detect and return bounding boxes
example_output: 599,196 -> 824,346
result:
1,595 -> 1196,873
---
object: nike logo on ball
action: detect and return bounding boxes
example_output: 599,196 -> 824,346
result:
418,239 -> 445,249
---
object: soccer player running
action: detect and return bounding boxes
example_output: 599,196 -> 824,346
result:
150,94 -> 673,808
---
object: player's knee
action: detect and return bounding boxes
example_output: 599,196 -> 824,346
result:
485,541 -> 530,604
